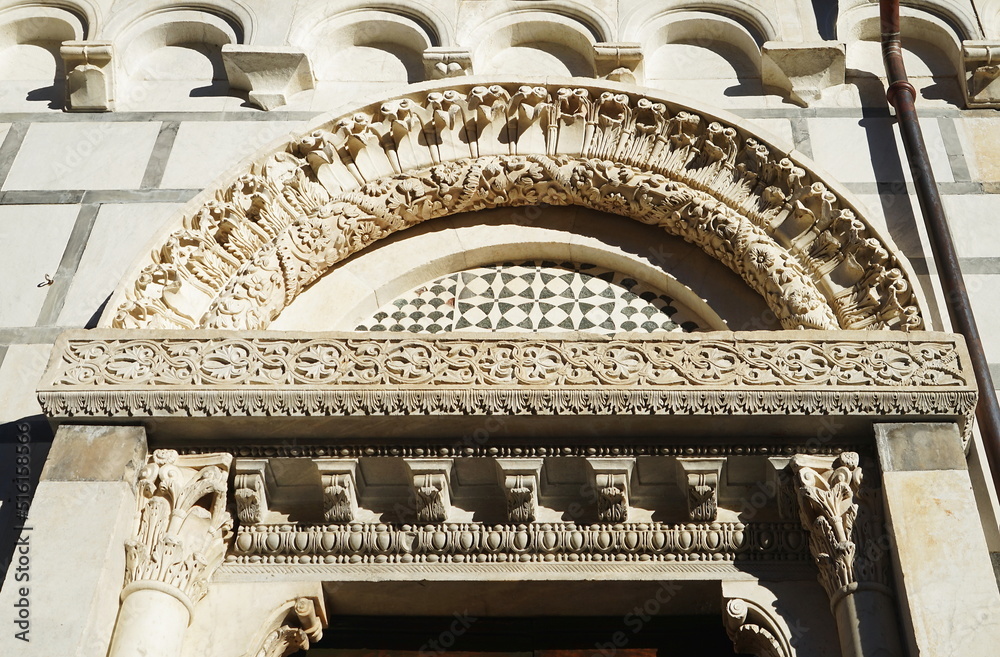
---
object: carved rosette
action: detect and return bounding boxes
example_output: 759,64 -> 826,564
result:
108,82 -> 924,335
791,453 -> 865,601
124,449 -> 233,606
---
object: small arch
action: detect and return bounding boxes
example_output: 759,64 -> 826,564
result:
113,8 -> 243,109
293,9 -> 435,84
464,11 -> 598,78
623,2 -> 776,45
841,4 -> 964,106
0,5 -> 87,108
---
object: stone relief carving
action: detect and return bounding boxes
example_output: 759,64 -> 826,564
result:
234,459 -> 271,525
38,333 -> 977,445
107,82 -> 924,334
246,597 -> 326,657
723,597 -> 794,657
406,459 -> 452,523
677,458 -> 724,522
588,458 -> 634,523
124,450 -> 233,606
791,452 -> 883,602
496,459 -> 544,523
316,459 -> 361,524
227,521 -> 809,565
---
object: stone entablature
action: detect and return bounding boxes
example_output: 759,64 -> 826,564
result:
103,80 -> 926,334
37,330 -> 976,442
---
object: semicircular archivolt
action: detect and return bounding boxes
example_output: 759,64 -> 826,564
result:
105,80 -> 924,332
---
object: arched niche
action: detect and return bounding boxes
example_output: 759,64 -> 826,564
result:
101,78 -> 926,334
841,4 -> 965,105
293,9 -> 436,84
464,12 -> 599,78
0,5 -> 87,108
637,11 -> 765,103
113,8 -> 243,110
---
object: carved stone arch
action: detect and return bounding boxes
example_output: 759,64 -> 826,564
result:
623,2 -> 777,45
103,78 -> 926,333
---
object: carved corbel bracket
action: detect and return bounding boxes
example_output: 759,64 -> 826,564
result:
60,41 -> 115,111
790,452 -> 862,602
423,47 -> 473,79
586,458 -> 634,523
124,450 -> 233,608
723,597 -> 794,657
766,457 -> 797,521
246,596 -> 327,657
222,45 -> 315,110
314,458 -> 363,523
495,458 -> 544,523
234,458 -> 274,525
676,458 -> 724,521
405,459 -> 452,523
593,42 -> 643,84
963,41 -> 1000,107
761,41 -> 846,107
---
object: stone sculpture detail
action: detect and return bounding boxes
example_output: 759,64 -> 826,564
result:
677,458 -> 724,521
723,598 -> 793,657
109,83 -> 923,334
248,597 -> 325,657
406,460 -> 452,523
124,450 -> 233,606
234,459 -> 270,525
316,460 -> 361,524
496,459 -> 544,523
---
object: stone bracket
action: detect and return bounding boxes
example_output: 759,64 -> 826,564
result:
963,41 -> 1000,108
495,458 -> 544,523
314,458 -> 363,523
594,42 -> 643,84
405,459 -> 452,523
587,457 -> 634,522
766,457 -> 797,520
423,47 -> 473,79
234,458 -> 274,525
676,458 -> 724,521
222,45 -> 315,110
60,41 -> 115,112
761,41 -> 846,107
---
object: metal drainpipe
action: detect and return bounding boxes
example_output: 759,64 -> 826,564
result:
880,0 -> 1000,492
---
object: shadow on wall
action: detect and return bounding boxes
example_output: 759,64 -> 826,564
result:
0,417 -> 53,584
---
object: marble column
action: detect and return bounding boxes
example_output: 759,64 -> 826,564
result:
107,449 -> 232,657
791,452 -> 903,657
875,422 -> 1000,657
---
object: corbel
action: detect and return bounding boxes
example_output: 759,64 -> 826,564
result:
494,458 -> 544,523
222,45 -> 315,110
586,457 -> 634,522
963,41 -> 1000,108
423,47 -> 473,79
766,457 -> 797,520
234,458 -> 274,525
676,458 -> 725,521
593,42 -> 643,84
60,41 -> 115,111
314,458 -> 363,523
404,458 -> 453,523
761,41 -> 846,107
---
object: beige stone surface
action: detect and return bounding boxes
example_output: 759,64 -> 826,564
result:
3,123 -> 162,190
0,204 -> 80,327
0,344 -> 53,423
959,117 -> 1000,181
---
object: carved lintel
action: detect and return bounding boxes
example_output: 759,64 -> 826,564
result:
124,450 -> 233,607
790,452 -> 862,601
723,597 -> 793,657
222,45 -> 315,110
234,459 -> 272,525
593,42 -> 643,84
60,41 -> 114,111
766,457 -> 797,520
423,47 -> 473,79
314,458 -> 362,523
405,459 -> 452,523
676,458 -> 724,521
495,458 -> 544,523
963,41 -> 1000,107
586,458 -> 634,523
247,596 -> 327,657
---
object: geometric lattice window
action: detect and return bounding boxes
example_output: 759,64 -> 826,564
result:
355,261 -> 702,333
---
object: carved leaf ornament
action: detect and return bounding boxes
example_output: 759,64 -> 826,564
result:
107,81 -> 924,333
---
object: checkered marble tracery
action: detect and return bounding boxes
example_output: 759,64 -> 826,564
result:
355,262 -> 702,334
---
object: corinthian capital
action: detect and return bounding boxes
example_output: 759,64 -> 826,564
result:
124,449 -> 233,607
790,452 -> 862,601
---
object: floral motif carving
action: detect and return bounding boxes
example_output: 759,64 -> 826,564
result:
124,450 -> 233,606
108,83 -> 923,333
677,458 -> 725,522
496,459 -> 544,523
234,459 -> 270,525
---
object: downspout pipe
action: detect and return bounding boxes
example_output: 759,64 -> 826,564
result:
880,0 -> 1000,492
